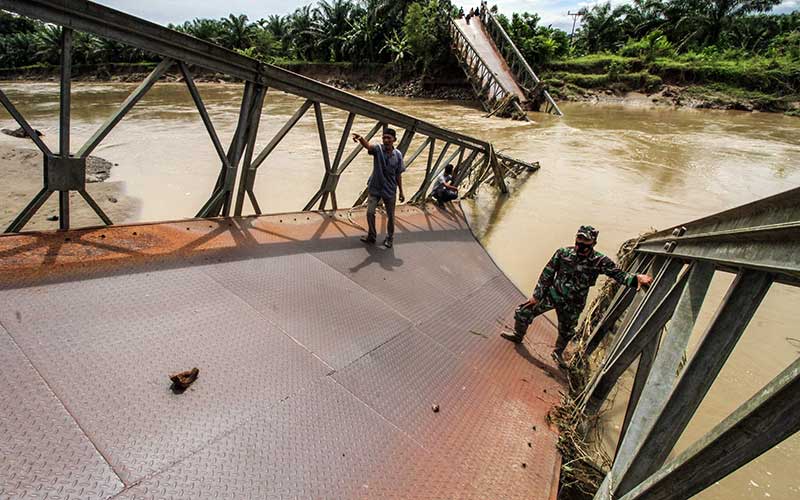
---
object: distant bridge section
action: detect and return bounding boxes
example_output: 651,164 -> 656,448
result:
450,5 -> 562,119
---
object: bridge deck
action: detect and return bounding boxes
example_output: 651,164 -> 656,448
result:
0,204 -> 563,499
454,17 -> 529,104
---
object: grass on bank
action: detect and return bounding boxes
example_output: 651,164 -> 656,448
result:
544,53 -> 800,93
541,52 -> 800,113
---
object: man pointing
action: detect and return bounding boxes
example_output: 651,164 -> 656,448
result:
352,128 -> 405,248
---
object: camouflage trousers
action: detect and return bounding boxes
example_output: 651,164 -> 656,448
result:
514,295 -> 582,355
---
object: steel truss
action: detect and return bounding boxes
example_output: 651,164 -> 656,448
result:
576,186 -> 800,499
0,0 -> 539,232
478,5 -> 562,116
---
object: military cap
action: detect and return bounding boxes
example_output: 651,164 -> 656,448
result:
576,225 -> 599,241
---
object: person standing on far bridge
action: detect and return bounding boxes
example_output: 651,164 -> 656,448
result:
501,225 -> 653,366
352,128 -> 405,248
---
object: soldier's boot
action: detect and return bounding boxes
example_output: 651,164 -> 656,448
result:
501,303 -> 536,343
552,331 -> 573,369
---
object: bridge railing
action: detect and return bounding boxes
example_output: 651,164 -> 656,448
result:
577,186 -> 800,499
479,5 -> 563,116
0,0 -> 537,232
448,19 -> 529,120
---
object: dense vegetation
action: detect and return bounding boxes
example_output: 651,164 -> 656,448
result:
0,0 -> 457,74
0,0 -> 798,109
494,1 -> 799,106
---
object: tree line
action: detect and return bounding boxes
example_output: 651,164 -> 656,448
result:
498,0 -> 798,67
0,0 -> 797,75
0,0 -> 456,73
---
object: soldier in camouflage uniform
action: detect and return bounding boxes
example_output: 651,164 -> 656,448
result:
501,225 -> 653,365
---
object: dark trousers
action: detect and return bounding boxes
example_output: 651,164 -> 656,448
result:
366,194 -> 396,240
517,297 -> 580,355
433,188 -> 458,204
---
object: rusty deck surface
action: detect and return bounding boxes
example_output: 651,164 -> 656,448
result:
0,204 -> 564,499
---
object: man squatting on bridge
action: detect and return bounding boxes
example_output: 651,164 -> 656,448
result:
352,128 -> 405,248
502,225 -> 653,365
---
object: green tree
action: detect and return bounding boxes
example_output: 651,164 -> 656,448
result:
287,6 -> 317,59
666,0 -> 783,50
0,11 -> 37,35
260,15 -> 290,52
33,24 -> 62,65
219,14 -> 253,50
313,0 -> 355,61
403,0 -> 452,73
381,29 -> 411,64
574,3 -> 627,53
174,18 -> 225,43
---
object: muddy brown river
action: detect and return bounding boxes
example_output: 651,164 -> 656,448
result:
1,82 -> 799,499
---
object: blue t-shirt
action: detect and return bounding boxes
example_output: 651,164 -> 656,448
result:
367,144 -> 405,199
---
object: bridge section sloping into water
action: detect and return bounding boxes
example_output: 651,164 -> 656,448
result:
0,205 -> 563,499
454,17 -> 530,106
450,9 -> 562,118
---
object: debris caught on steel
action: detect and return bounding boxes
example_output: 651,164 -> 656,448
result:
0,0 -> 541,233
577,186 -> 800,500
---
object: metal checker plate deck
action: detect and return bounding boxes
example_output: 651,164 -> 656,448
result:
0,204 -> 564,499
197,251 -> 413,369
0,327 -> 123,500
0,267 -> 331,484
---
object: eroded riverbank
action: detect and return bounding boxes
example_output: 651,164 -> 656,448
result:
4,63 -> 798,114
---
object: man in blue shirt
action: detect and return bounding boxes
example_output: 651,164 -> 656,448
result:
352,128 -> 406,248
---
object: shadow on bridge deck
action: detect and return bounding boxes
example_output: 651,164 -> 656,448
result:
0,204 -> 563,499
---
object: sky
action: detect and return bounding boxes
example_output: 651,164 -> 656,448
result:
96,0 -> 799,32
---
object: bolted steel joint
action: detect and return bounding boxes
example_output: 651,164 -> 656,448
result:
45,155 -> 86,191
664,241 -> 678,252
672,226 -> 687,237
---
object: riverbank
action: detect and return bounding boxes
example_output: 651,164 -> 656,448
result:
541,54 -> 800,115
547,84 -> 800,114
4,60 -> 797,115
0,134 -> 139,231
0,62 -> 476,102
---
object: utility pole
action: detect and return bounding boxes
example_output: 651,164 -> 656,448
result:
567,10 -> 584,47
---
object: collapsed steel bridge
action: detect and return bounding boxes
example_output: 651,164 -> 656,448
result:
580,187 -> 800,499
0,0 -> 538,233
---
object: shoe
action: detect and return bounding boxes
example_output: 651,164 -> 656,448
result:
500,331 -> 523,343
383,238 -> 393,248
360,235 -> 376,244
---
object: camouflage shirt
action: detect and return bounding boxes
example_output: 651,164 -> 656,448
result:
533,247 -> 637,308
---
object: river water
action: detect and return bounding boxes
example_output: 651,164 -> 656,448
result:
1,82 -> 799,499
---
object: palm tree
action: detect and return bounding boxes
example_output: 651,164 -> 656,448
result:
342,11 -> 378,61
33,24 -> 62,65
667,0 -> 783,49
261,15 -> 288,44
313,0 -> 355,61
219,14 -> 252,50
575,3 -> 627,53
619,0 -> 667,39
177,18 -> 225,43
287,6 -> 317,60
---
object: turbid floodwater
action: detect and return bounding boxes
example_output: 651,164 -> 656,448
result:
1,81 -> 799,499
